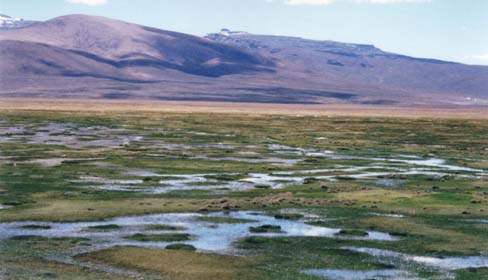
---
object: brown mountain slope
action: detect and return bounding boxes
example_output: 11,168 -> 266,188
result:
0,15 -> 487,106
206,31 -> 488,103
0,15 -> 273,80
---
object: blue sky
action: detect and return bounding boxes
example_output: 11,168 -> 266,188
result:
1,0 -> 487,65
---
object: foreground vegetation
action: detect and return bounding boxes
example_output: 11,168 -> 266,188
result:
0,110 -> 486,279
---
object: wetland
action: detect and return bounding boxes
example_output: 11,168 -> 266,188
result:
0,110 -> 487,279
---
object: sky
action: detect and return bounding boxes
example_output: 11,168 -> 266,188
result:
1,0 -> 487,65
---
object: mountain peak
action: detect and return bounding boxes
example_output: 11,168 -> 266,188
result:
0,14 -> 486,106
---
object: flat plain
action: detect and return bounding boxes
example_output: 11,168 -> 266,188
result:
0,101 -> 487,280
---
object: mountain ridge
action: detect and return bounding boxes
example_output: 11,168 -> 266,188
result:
0,14 -> 487,107
207,28 -> 467,66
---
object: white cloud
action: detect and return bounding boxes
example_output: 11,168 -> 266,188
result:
470,53 -> 488,61
66,0 -> 108,6
461,53 -> 488,66
357,0 -> 431,3
280,0 -> 431,5
285,0 -> 335,5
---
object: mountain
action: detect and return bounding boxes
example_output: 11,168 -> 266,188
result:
206,29 -> 488,105
0,15 -> 273,78
0,15 -> 487,106
0,14 -> 36,30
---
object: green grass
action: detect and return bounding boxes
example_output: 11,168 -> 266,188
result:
0,110 -> 487,279
249,225 -> 283,233
274,213 -> 304,220
125,233 -> 192,242
145,224 -> 186,231
19,225 -> 52,230
165,243 -> 197,251
197,216 -> 256,224
85,224 -> 121,231
335,229 -> 369,237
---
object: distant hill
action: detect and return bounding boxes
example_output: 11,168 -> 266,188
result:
206,29 -> 488,106
0,14 -> 487,106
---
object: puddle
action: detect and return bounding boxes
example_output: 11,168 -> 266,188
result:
393,158 -> 479,172
375,179 -> 405,188
193,155 -> 302,166
3,122 -> 486,195
25,158 -> 105,167
160,143 -> 236,150
267,145 -> 485,176
183,131 -> 235,138
303,269 -> 417,280
267,144 -> 334,157
237,151 -> 260,156
369,212 -> 405,218
0,126 -> 27,135
0,123 -> 142,149
3,122 -> 485,184
27,158 -> 73,167
77,176 -> 144,185
0,211 -> 397,256
460,219 -> 488,223
80,158 -> 484,193
341,247 -> 488,270
78,172 -> 305,194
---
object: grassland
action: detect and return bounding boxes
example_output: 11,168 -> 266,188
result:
0,107 -> 486,279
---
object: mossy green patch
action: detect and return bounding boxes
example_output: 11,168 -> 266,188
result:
125,233 -> 192,242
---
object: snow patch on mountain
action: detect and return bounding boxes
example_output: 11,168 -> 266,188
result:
218,28 -> 249,37
0,14 -> 35,30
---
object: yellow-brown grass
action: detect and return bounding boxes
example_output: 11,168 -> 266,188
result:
78,246 -> 257,280
1,98 -> 487,119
